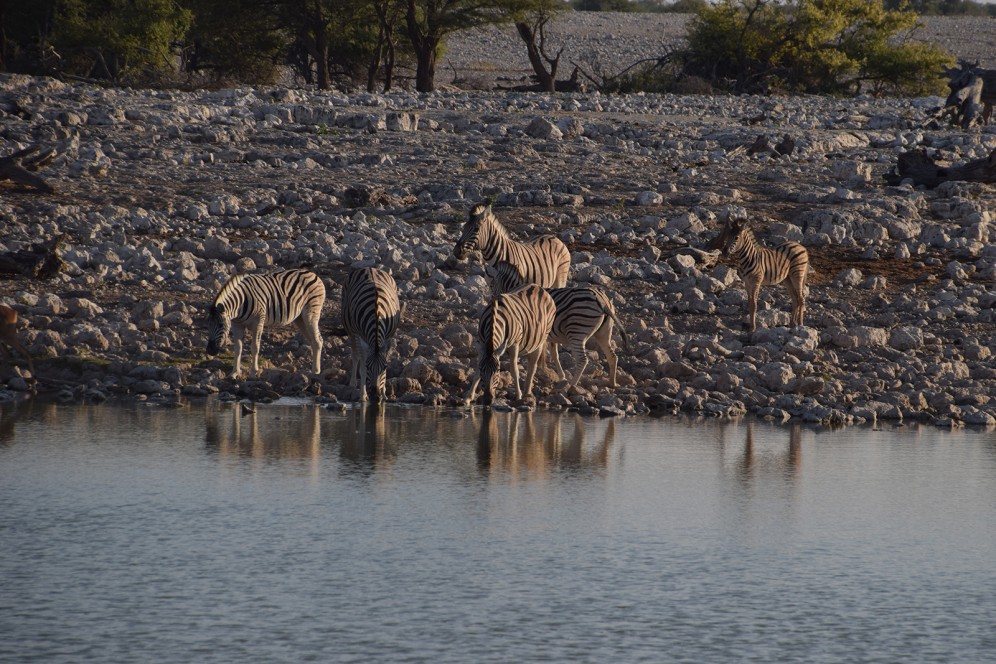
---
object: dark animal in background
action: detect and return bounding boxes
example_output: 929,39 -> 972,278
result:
0,304 -> 33,373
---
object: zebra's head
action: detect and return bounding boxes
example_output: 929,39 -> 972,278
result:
454,203 -> 491,260
708,217 -> 748,256
366,352 -> 389,403
205,304 -> 231,356
478,298 -> 506,404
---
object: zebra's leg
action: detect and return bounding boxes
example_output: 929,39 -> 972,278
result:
523,344 -> 545,400
357,341 -> 371,403
566,335 -> 590,388
591,319 -> 618,387
745,279 -> 761,332
231,323 -> 245,378
509,344 -> 522,400
465,372 -> 481,407
788,278 -> 806,327
249,319 -> 265,378
294,316 -> 323,374
549,342 -> 566,380
348,335 -> 361,387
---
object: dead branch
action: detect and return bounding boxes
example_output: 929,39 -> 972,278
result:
0,234 -> 67,278
0,145 -> 57,193
885,148 -> 996,188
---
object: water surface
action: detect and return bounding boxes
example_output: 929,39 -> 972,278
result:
1,400 -> 994,663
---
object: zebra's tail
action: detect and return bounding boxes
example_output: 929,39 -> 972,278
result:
594,288 -> 630,352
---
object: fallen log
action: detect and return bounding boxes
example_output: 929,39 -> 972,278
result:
0,234 -> 67,278
885,148 -> 996,188
0,145 -> 57,193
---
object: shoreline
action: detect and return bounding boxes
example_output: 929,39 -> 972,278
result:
0,73 -> 994,429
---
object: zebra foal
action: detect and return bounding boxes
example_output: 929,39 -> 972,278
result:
708,216 -> 809,332
488,262 -> 629,388
206,268 -> 326,378
466,284 -> 556,406
453,203 -> 571,288
341,267 -> 401,403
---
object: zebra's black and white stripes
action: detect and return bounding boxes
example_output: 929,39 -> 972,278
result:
454,203 -> 571,288
708,216 -> 809,332
341,267 -> 402,403
206,268 -> 325,378
466,284 -> 556,406
488,261 -> 629,387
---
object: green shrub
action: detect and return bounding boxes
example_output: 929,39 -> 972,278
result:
53,0 -> 192,84
685,0 -> 954,95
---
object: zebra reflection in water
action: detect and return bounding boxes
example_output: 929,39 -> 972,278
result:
203,402 -> 321,467
475,410 -> 616,477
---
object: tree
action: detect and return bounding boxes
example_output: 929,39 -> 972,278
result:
503,0 -> 566,93
367,0 -> 407,91
0,1 -> 59,74
179,0 -> 287,85
685,0 -> 954,95
404,0 -> 506,92
53,0 -> 191,83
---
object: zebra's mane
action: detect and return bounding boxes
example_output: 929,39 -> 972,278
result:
212,273 -> 248,309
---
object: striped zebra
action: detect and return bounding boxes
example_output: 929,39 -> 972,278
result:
206,268 -> 326,378
466,284 -> 556,406
708,216 -> 809,332
488,262 -> 629,388
341,267 -> 401,404
453,203 -> 571,288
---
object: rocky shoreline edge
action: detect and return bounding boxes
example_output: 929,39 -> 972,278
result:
1,72 -> 994,428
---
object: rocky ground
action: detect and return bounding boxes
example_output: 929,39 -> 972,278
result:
0,15 -> 994,427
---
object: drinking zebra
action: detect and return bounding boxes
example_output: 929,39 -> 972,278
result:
708,216 -> 809,332
341,267 -> 401,404
453,203 -> 571,288
488,262 -> 629,388
465,283 -> 556,406
206,269 -> 326,378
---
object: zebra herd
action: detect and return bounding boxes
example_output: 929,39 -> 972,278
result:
205,203 -> 811,406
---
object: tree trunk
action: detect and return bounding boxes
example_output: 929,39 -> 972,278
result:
885,148 -> 996,188
405,0 -> 438,93
414,42 -> 437,92
315,28 -> 330,89
384,37 -> 395,92
516,22 -> 556,93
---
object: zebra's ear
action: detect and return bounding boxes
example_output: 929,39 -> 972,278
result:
469,202 -> 490,220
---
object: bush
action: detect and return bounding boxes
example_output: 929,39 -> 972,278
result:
685,0 -> 955,95
53,0 -> 192,84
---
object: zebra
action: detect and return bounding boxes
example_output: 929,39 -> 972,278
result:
707,216 -> 809,332
453,203 -> 571,288
206,268 -> 325,378
465,283 -> 556,406
487,261 -> 629,388
341,267 -> 401,404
